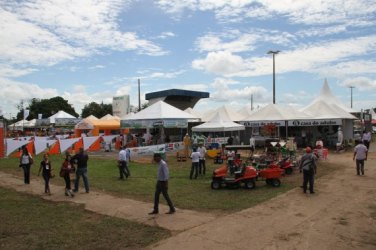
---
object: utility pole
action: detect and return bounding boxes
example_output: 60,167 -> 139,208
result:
267,50 -> 280,104
349,86 -> 355,108
138,79 -> 141,112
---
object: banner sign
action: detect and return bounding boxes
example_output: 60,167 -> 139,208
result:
129,142 -> 184,158
288,119 -> 342,126
240,121 -> 285,127
121,119 -> 188,129
36,118 -> 51,126
55,118 -> 82,126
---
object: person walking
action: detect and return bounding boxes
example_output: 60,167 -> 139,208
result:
38,153 -> 52,194
299,147 -> 317,194
61,154 -> 74,197
149,153 -> 175,215
118,146 -> 130,179
353,140 -> 368,175
71,148 -> 89,193
198,144 -> 207,175
362,130 -> 372,150
19,146 -> 33,184
190,148 -> 200,179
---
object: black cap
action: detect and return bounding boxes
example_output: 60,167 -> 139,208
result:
153,153 -> 162,158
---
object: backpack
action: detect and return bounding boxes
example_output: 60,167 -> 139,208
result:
302,155 -> 314,171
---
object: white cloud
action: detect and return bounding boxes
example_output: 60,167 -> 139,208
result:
0,65 -> 37,78
340,77 -> 376,91
157,31 -> 176,39
0,0 -> 166,69
209,77 -> 268,102
157,0 -> 376,27
0,78 -> 58,114
193,35 -> 376,77
192,51 -> 246,75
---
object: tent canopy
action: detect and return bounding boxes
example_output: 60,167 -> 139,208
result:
192,110 -> 245,132
301,100 -> 357,119
49,110 -> 76,123
242,104 -> 311,121
201,105 -> 244,122
121,101 -> 197,128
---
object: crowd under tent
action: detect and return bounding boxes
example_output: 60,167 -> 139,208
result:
75,117 -> 122,136
121,101 -> 198,143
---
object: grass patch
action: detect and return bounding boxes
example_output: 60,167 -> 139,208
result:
0,186 -> 169,250
0,152 -> 340,212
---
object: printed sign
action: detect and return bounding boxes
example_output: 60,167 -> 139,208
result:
287,119 -> 342,126
240,121 -> 285,127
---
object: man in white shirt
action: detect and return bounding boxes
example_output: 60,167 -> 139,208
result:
249,136 -> 255,155
362,130 -> 372,149
353,140 -> 368,175
190,148 -> 201,179
197,144 -> 207,175
118,146 -> 130,179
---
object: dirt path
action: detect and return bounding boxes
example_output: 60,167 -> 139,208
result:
0,172 -> 215,232
150,148 -> 376,250
1,146 -> 375,249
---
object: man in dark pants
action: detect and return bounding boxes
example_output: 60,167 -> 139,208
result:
71,148 -> 90,193
118,146 -> 129,179
353,140 -> 368,175
149,153 -> 175,215
299,147 -> 317,194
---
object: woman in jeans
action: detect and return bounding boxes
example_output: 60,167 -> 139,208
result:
61,154 -> 74,197
38,153 -> 52,194
19,147 -> 33,184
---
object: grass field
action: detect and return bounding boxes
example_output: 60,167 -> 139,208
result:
0,186 -> 170,250
0,151 -> 340,212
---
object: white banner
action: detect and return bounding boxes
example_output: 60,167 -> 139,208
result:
240,121 -> 285,127
129,142 -> 185,158
83,136 -> 100,150
288,119 -> 342,126
102,135 -> 117,144
6,139 -> 30,156
59,138 -> 81,153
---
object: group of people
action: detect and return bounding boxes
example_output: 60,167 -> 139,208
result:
189,144 -> 207,179
19,147 -> 90,197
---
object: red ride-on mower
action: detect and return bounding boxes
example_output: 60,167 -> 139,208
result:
269,157 -> 295,175
257,164 -> 284,187
211,163 -> 257,190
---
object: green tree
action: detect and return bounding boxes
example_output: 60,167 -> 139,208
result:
81,102 -> 112,118
16,97 -> 78,120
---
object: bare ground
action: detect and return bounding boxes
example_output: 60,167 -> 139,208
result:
1,145 -> 375,250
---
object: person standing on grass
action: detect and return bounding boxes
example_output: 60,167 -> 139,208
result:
190,148 -> 200,179
197,144 -> 207,175
149,153 -> 175,215
118,146 -> 130,179
19,146 -> 33,184
353,140 -> 368,175
61,154 -> 74,197
38,153 -> 52,194
299,147 -> 317,194
71,148 -> 89,193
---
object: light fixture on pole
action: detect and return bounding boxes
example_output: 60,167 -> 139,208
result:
349,86 -> 355,108
267,50 -> 280,104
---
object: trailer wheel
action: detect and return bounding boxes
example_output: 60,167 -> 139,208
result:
266,179 -> 272,185
211,181 -> 221,190
244,179 -> 256,189
285,168 -> 293,175
271,178 -> 281,187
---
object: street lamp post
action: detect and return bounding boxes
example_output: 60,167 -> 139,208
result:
267,50 -> 280,104
349,86 -> 355,108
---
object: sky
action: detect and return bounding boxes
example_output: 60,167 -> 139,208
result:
1,0 -> 376,119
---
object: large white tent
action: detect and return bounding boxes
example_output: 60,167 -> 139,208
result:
121,101 -> 198,128
48,110 -> 76,123
192,109 -> 245,132
201,105 -> 244,122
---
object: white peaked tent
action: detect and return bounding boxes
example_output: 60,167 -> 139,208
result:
84,115 -> 98,120
202,105 -> 244,122
309,79 -> 357,113
23,119 -> 36,128
243,104 -> 311,121
184,108 -> 201,122
301,101 -> 357,119
101,114 -> 120,120
192,110 -> 245,132
49,110 -> 76,123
